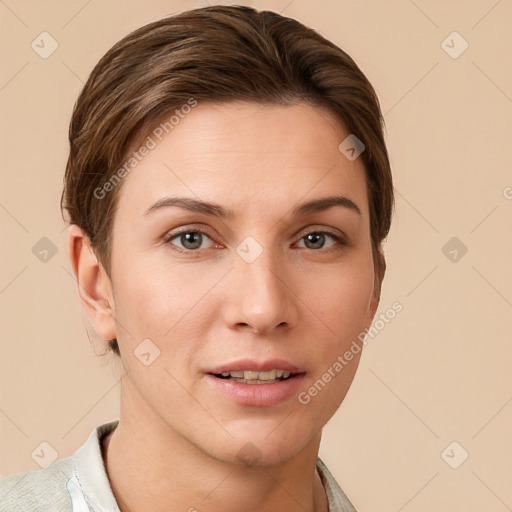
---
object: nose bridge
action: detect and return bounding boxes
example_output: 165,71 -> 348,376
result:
230,239 -> 295,332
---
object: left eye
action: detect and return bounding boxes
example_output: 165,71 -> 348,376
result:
296,231 -> 344,251
164,229 -> 345,253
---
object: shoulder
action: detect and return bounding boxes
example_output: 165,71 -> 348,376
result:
0,419 -> 120,512
0,457 -> 74,512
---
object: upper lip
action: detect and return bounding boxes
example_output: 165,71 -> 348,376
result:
207,359 -> 306,374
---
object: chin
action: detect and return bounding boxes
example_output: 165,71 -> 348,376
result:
206,431 -> 311,468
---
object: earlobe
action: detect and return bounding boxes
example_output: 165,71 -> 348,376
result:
67,224 -> 117,341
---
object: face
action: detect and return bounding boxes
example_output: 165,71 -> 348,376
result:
105,101 -> 380,466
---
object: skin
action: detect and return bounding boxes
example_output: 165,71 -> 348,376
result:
68,101 -> 384,512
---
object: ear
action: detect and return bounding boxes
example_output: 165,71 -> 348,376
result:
67,224 -> 117,341
366,243 -> 386,324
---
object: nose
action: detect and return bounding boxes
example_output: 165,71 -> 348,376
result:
222,244 -> 299,335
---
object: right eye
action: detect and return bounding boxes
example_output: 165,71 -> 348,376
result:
164,229 -> 219,253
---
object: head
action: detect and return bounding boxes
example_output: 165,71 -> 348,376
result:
63,5 -> 394,465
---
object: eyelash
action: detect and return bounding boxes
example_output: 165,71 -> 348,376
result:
163,227 -> 347,254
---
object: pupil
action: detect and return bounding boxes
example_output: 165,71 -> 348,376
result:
182,232 -> 201,249
306,233 -> 324,249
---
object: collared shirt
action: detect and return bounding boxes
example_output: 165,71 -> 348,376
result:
0,420 -> 356,511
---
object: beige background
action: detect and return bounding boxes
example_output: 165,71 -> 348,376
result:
1,0 -> 511,510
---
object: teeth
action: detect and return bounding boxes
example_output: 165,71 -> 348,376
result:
258,370 -> 277,380
217,369 -> 294,381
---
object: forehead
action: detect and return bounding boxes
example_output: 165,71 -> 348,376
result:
115,101 -> 369,219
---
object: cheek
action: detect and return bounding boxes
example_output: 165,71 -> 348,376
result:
111,255 -> 224,344
302,259 -> 375,339
110,257 -> 175,339
295,263 -> 373,420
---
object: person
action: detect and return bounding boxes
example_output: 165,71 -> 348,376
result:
0,4 -> 394,511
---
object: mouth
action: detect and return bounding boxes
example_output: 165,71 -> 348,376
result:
209,369 -> 303,385
205,359 -> 307,406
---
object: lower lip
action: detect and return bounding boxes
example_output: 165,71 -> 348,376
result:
205,373 -> 306,407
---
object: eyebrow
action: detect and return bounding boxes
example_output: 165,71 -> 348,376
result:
143,194 -> 362,218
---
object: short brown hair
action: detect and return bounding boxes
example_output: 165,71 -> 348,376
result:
61,5 -> 394,357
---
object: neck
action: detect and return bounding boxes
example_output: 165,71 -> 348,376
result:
102,385 -> 329,512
